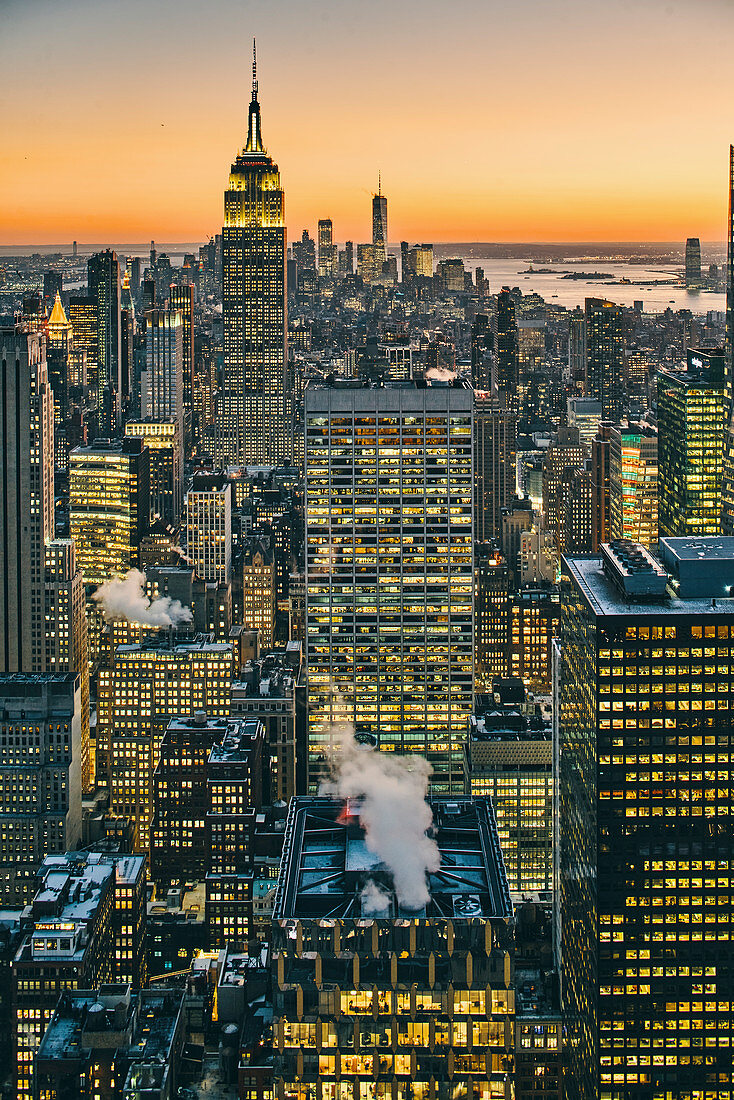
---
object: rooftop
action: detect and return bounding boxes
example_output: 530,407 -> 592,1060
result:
208,719 -> 264,765
273,796 -> 513,922
659,536 -> 734,563
469,710 -> 551,743
115,634 -> 232,657
566,548 -> 734,618
231,648 -> 301,700
36,986 -> 183,1067
600,540 -> 669,600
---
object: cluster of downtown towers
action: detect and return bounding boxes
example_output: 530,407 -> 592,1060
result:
7,59 -> 734,1100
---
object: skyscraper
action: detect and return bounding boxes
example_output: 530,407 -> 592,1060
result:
68,296 -> 98,394
658,348 -> 725,537
474,391 -> 517,542
185,473 -> 232,583
685,236 -> 701,287
317,218 -> 337,280
99,636 -> 234,849
125,418 -> 183,525
590,421 -> 612,551
168,283 -> 194,441
585,297 -> 625,421
609,422 -> 658,547
466,691 -> 553,893
219,42 -> 289,466
721,145 -> 734,535
69,437 -> 150,586
559,538 -> 734,1098
568,307 -> 586,387
44,540 -> 91,791
141,307 -> 184,437
272,797 -> 515,1100
46,292 -> 72,426
471,312 -> 493,389
372,175 -> 387,260
87,249 -> 122,434
0,674 -> 81,906
0,328 -> 55,672
496,287 -> 519,398
305,380 -> 474,793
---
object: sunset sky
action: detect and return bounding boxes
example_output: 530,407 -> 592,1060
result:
1,0 -> 732,245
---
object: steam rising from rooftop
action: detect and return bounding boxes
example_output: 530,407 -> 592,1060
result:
93,569 -> 193,628
322,721 -> 441,911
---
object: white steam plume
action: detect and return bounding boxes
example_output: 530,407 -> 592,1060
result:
424,366 -> 456,382
360,880 -> 391,916
322,721 -> 441,911
93,569 -> 193,628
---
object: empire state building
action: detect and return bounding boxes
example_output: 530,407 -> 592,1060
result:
218,43 -> 289,466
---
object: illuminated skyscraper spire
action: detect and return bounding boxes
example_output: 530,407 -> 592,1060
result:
245,37 -> 264,154
372,173 -> 387,252
219,42 -> 289,466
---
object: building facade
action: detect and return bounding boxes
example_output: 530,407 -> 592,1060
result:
142,308 -> 184,438
69,437 -> 150,586
609,423 -> 658,547
219,49 -> 289,465
12,849 -> 147,1100
87,250 -> 122,433
560,539 -> 734,1098
658,349 -> 725,537
0,328 -> 55,672
98,637 -> 234,849
0,674 -> 81,906
305,381 -> 474,793
185,473 -> 232,583
125,418 -> 183,526
474,391 -> 517,543
44,540 -> 92,792
585,297 -> 625,422
272,796 -> 516,1100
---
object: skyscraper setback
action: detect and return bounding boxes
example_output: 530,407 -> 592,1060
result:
219,42 -> 289,466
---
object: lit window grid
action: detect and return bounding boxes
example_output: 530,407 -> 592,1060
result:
305,404 -> 473,794
560,584 -> 734,1097
101,648 -> 234,850
658,377 -> 724,538
469,768 -> 553,892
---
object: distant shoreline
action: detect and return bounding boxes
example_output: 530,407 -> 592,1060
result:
0,240 -> 726,261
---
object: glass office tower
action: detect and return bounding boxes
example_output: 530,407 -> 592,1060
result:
559,538 -> 734,1099
658,348 -> 725,537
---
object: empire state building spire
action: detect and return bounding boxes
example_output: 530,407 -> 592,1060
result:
219,40 -> 289,467
245,37 -> 264,154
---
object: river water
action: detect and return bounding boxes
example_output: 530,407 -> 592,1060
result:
440,256 -> 725,314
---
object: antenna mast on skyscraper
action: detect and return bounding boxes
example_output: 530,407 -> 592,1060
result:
252,38 -> 258,99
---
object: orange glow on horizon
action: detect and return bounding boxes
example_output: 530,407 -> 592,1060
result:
0,0 -> 731,247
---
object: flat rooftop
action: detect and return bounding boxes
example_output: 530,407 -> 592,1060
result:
208,719 -> 263,764
273,796 -> 513,922
660,536 -> 734,563
565,553 -> 734,618
36,987 -> 183,1065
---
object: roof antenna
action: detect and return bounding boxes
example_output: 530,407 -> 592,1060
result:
378,170 -> 381,197
252,37 -> 258,101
